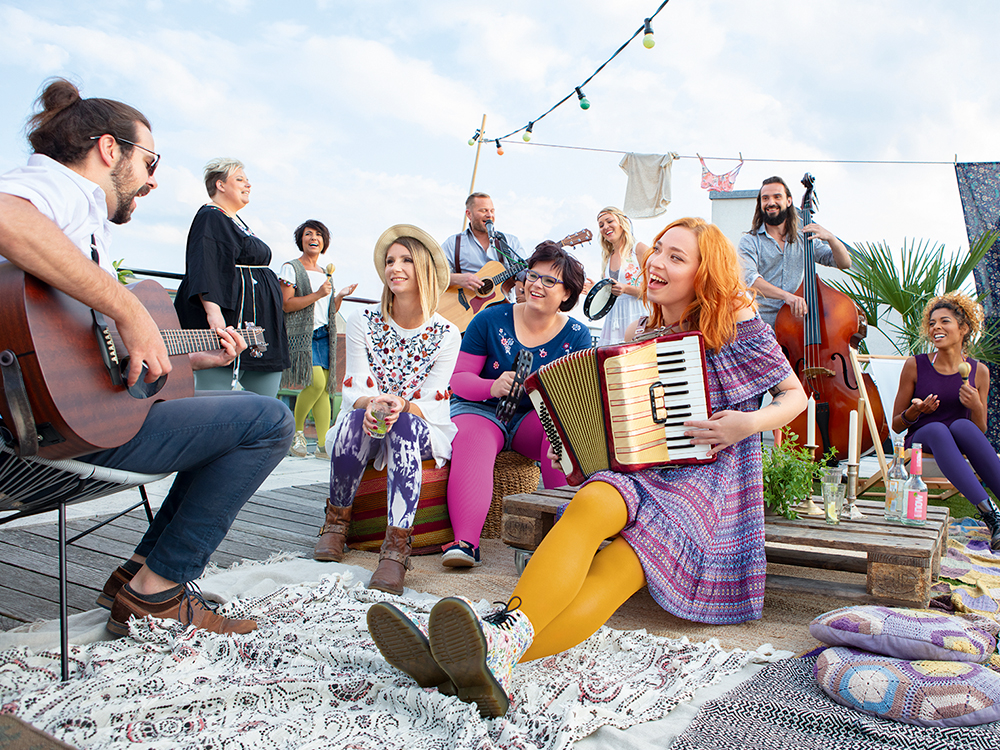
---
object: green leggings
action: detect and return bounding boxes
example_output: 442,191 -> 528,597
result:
294,366 -> 332,448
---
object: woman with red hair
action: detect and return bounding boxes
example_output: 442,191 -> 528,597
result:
368,218 -> 806,718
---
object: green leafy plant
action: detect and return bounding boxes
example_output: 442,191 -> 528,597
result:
762,428 -> 828,519
826,230 -> 1000,362
112,258 -> 135,285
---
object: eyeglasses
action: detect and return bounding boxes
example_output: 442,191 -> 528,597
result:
90,134 -> 160,176
524,269 -> 563,288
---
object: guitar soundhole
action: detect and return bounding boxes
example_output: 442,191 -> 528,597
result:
478,279 -> 494,296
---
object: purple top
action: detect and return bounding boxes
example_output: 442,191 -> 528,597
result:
905,353 -> 978,447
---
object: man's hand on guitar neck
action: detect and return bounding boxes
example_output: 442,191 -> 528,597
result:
190,327 -> 247,371
0,194 -> 171,387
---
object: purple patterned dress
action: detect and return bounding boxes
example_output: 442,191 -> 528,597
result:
584,316 -> 793,624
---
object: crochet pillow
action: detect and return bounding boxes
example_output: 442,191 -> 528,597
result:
815,646 -> 1000,727
809,606 -> 999,663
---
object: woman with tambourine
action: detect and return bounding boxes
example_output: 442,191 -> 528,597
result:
442,241 -> 591,568
582,206 -> 648,345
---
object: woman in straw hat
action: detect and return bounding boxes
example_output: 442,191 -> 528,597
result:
368,218 -> 806,718
313,225 -> 460,595
892,291 -> 1000,550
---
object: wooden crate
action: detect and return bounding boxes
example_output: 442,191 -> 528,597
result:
502,491 -> 950,608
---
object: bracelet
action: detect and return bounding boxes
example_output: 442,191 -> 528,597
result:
899,410 -> 917,426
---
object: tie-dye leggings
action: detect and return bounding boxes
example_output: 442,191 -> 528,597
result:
329,408 -> 433,529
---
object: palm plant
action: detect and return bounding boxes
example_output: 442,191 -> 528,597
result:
827,230 -> 1000,363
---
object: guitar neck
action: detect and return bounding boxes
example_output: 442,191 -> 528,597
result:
160,328 -> 241,356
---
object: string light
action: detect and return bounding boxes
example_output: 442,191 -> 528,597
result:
482,1 -> 670,146
495,138 -> 504,155
468,129 -> 481,146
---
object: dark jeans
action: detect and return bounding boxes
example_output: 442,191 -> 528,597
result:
80,390 -> 294,583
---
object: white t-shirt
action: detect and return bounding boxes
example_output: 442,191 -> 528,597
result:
279,262 -> 329,329
0,154 -> 116,277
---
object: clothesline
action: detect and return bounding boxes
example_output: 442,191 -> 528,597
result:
497,139 -> 960,166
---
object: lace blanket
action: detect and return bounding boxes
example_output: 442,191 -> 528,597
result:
0,572 -> 754,750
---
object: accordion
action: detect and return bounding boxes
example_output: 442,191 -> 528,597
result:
525,331 -> 715,486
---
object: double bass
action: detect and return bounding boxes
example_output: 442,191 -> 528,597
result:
774,174 -> 888,462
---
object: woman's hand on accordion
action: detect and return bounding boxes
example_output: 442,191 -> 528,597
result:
685,410 -> 758,456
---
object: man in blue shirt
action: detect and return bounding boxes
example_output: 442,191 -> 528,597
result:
441,192 -> 524,294
737,176 -> 851,328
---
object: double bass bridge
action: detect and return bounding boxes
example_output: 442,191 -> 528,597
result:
802,366 -> 835,378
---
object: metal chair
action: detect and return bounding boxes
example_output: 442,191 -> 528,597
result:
0,442 -> 168,679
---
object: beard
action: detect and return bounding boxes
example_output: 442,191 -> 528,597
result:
109,156 -> 142,225
763,207 -> 788,227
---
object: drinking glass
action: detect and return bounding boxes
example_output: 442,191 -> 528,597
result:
821,466 -> 845,525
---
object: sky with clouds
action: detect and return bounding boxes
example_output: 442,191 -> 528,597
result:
1,0 -> 998,307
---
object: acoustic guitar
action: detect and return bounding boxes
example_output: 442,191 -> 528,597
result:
438,229 -> 592,331
0,262 -> 266,460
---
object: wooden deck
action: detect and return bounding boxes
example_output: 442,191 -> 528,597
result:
0,482 -> 328,630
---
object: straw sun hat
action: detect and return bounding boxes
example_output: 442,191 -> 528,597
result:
372,224 -> 450,294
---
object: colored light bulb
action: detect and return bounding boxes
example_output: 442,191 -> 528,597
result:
523,122 -> 534,142
643,32 -> 655,49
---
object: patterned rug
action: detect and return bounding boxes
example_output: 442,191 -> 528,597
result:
672,656 -> 1000,750
934,518 -> 1000,623
0,571 -> 755,750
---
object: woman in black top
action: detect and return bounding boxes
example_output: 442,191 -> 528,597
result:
175,158 -> 289,397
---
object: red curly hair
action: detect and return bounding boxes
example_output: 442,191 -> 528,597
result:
640,217 -> 754,351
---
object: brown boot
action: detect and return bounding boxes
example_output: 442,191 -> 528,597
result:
314,500 -> 353,562
368,526 -> 413,595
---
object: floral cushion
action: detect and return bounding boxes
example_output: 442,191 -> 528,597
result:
809,605 -> 998,663
815,647 -> 1000,727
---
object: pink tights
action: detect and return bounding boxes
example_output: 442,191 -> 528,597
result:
447,412 -> 566,547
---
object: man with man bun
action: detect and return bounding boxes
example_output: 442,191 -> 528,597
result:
0,79 -> 293,636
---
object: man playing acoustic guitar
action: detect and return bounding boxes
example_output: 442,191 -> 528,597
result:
442,192 -> 525,293
0,79 -> 294,636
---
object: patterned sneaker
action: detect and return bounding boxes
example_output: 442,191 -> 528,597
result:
367,603 -> 455,694
441,541 -> 481,568
313,446 -> 330,460
428,597 -> 534,718
289,431 -> 308,457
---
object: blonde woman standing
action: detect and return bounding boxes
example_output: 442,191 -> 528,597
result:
586,206 -> 648,345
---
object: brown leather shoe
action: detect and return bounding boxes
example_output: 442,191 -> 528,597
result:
368,526 -> 413,596
107,582 -> 257,637
96,565 -> 136,610
314,500 -> 353,562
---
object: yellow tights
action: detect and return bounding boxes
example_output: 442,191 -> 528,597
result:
293,366 -> 332,447
512,481 -> 647,662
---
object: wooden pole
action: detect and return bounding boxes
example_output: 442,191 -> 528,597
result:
462,113 -> 487,231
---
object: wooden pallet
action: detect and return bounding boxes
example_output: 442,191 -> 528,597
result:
501,490 -> 950,608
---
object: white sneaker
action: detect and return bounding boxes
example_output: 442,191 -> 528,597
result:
289,431 -> 308,457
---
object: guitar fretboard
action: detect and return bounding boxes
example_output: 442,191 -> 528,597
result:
159,329 -> 254,356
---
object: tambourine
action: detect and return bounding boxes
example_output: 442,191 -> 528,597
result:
583,278 -> 616,321
496,349 -> 533,424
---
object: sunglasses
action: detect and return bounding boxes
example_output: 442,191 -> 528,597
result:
90,134 -> 160,176
525,269 -> 563,288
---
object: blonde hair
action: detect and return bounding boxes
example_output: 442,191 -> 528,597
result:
380,236 -> 442,322
641,217 -> 752,351
920,291 -> 983,351
204,157 -> 244,197
597,206 -> 637,277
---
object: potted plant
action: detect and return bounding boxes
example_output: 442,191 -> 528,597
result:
762,428 -> 825,519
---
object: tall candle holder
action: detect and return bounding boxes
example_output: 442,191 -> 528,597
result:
842,462 -> 864,519
800,441 -> 825,516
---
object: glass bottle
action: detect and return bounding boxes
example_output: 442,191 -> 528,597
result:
901,442 -> 928,527
884,438 -> 906,521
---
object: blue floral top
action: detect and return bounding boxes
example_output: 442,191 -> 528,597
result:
453,304 -> 593,421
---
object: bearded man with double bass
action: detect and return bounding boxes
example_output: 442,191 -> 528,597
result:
737,176 -> 852,328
